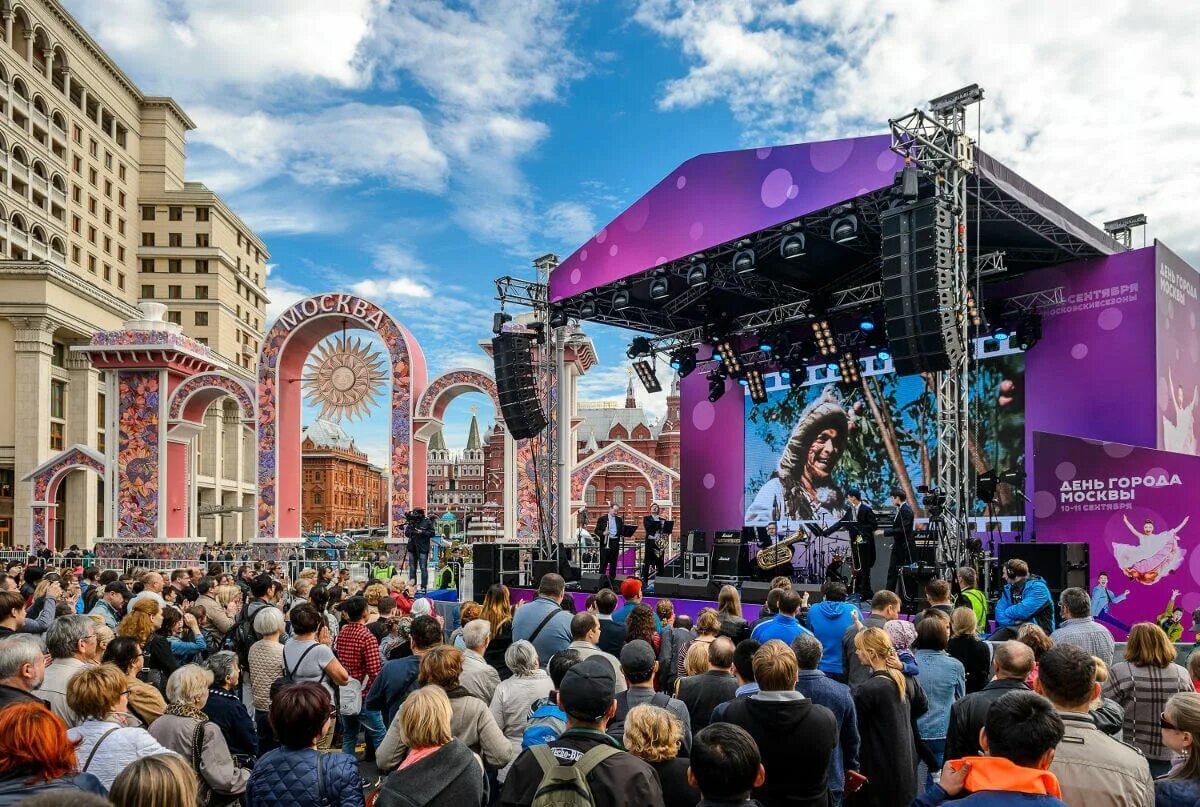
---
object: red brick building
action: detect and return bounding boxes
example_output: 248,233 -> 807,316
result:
301,420 -> 388,534
428,409 -> 495,528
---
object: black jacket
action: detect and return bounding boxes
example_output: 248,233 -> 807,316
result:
650,757 -> 700,807
597,618 -> 627,656
595,515 -> 626,550
947,634 -> 993,694
891,502 -> 914,539
720,695 -> 838,806
500,727 -> 663,807
717,613 -> 750,644
944,677 -> 1031,761
853,671 -> 927,807
847,503 -> 877,541
676,670 -> 738,731
204,685 -> 258,760
0,684 -> 42,712
377,738 -> 487,807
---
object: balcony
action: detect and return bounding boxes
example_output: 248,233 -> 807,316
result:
31,173 -> 47,195
8,228 -> 28,251
50,184 -> 65,206
9,93 -> 29,119
9,161 -> 28,185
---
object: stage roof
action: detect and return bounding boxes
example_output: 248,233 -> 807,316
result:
549,134 -> 1123,335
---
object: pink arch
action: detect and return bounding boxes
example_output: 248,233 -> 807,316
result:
168,372 -> 255,422
570,445 -> 673,506
27,447 -> 106,549
415,368 -> 500,420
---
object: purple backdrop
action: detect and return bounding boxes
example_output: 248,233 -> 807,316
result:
1033,430 -> 1200,639
1156,242 -> 1200,455
510,586 -> 764,623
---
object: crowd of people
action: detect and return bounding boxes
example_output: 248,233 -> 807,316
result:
0,555 -> 1197,806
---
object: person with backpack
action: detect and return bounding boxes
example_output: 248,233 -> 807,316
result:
607,640 -> 692,754
228,574 -> 278,673
500,654 -> 664,807
522,649 -> 582,750
280,605 -> 350,749
365,614 -> 443,726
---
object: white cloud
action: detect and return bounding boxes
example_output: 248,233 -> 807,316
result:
349,278 -> 433,300
576,362 -> 671,426
265,276 -> 311,322
635,0 -> 1200,259
436,350 -> 496,375
544,201 -> 598,248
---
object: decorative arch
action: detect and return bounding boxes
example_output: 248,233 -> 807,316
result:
11,76 -> 27,100
29,224 -> 45,243
49,235 -> 64,253
10,212 -> 26,231
31,94 -> 47,116
31,159 -> 46,178
570,442 -> 676,512
415,368 -> 500,420
257,294 -> 427,543
23,445 -> 106,550
50,173 -> 65,191
609,423 -> 628,440
11,145 -> 27,165
168,371 -> 254,423
50,110 -> 65,131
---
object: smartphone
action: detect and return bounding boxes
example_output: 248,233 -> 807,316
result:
844,771 -> 867,795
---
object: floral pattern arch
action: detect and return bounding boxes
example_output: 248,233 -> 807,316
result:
168,372 -> 256,422
570,443 -> 675,505
24,445 -> 107,549
415,368 -> 501,421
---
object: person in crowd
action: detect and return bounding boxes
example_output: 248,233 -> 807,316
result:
751,588 -> 811,645
0,591 -> 31,639
790,632 -> 860,807
955,567 -> 988,633
0,702 -> 108,805
1018,623 -> 1054,685
674,608 -> 722,679
719,639 -> 838,806
367,614 -> 444,726
992,559 -> 1055,640
809,581 -> 860,682
309,584 -> 341,643
843,589 -> 902,690
87,619 -> 114,664
913,614 -> 966,781
372,685 -> 487,807
34,613 -> 98,725
1156,691 -> 1200,806
10,576 -> 58,637
624,703 -> 698,807
333,595 -> 386,758
88,582 -> 129,630
101,636 -> 166,727
916,691 -> 1067,807
1050,587 -> 1116,667
610,639 -> 692,753
613,577 -> 647,625
65,662 -> 174,790
656,600 -> 690,694
247,682 -> 364,807
500,654 -> 664,806
566,612 -> 627,693
522,650 -> 582,752
924,579 -> 955,620
194,577 -> 235,647
716,584 -> 750,644
0,634 -> 44,711
945,641 -> 1035,760
147,664 -> 250,801
450,601 -> 482,649
282,603 -> 350,749
1103,622 -> 1194,775
682,638 -> 713,678
202,651 -> 257,764
1031,644 -> 1153,806
376,645 -> 511,772
118,598 -> 178,688
160,606 -> 206,664
686,722 -> 765,807
108,753 -> 198,807
246,606 -> 285,754
1087,656 -> 1125,738
489,640 -> 554,783
594,588 -> 627,655
625,605 -> 662,658
460,618 -> 501,703
851,626 -> 928,807
511,574 -> 574,665
712,638 -> 761,707
676,636 -> 737,731
947,607 -> 992,693
129,572 -> 167,611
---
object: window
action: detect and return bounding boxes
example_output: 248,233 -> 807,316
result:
196,233 -> 209,247
141,232 -> 155,246
168,259 -> 181,273
314,493 -> 322,505
73,124 -> 82,144
50,422 -> 64,451
103,236 -> 111,254
87,226 -> 96,244
195,286 -> 209,300
168,285 -> 181,299
88,197 -> 97,214
166,310 -> 181,325
117,218 -> 125,235
196,207 -> 209,222
117,273 -> 124,290
50,381 -> 66,451
88,167 -> 97,185
168,233 -> 182,247
89,138 -> 98,158
142,205 -> 155,221
72,155 -> 82,173
612,486 -> 624,507
196,337 -> 208,345
141,284 -> 154,299
71,215 -> 80,233
72,185 -> 81,203
118,246 -> 125,261
118,165 -> 126,181
103,265 -> 110,282
635,486 -> 647,508
141,258 -> 154,272
104,180 -> 112,198
195,311 -> 208,326
195,259 -> 209,273
71,245 -> 81,263
169,206 -> 182,221
585,485 -> 597,506
51,342 -> 66,368
88,255 -> 96,273
118,191 -> 126,207
104,152 -> 112,170
103,208 -> 111,225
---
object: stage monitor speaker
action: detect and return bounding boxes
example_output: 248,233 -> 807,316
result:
492,332 -> 548,439
675,578 -> 715,600
685,531 -> 708,554
881,196 -> 964,375
531,560 -> 558,584
654,576 -> 682,597
741,581 -> 772,604
471,566 -> 497,602
791,583 -> 825,604
997,542 -> 1089,595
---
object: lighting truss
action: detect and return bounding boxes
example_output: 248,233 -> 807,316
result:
645,299 -> 812,356
829,282 -> 883,311
633,359 -> 662,393
1002,286 -> 1065,313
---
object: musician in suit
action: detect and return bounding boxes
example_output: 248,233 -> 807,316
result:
595,503 -> 624,580
885,488 -> 916,592
845,489 -> 878,599
642,503 -> 667,583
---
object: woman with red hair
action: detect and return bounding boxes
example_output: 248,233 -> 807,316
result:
0,702 -> 108,804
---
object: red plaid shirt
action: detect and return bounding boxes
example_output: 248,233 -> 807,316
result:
335,621 -> 382,689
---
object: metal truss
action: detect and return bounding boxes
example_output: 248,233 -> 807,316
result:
646,299 -> 813,355
975,251 -> 1007,278
830,282 -> 882,311
1003,286 -> 1064,312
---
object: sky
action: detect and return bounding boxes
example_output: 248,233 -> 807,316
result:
65,0 -> 1200,462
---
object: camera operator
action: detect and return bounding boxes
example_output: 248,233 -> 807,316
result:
404,509 -> 435,591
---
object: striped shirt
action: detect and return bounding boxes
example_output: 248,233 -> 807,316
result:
1050,617 -> 1116,667
1102,660 -> 1193,761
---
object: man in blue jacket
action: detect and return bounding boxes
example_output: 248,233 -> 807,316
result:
807,581 -> 860,682
991,559 -> 1055,641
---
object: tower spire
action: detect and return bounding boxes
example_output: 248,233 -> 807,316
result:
625,366 -> 637,408
466,405 -> 481,451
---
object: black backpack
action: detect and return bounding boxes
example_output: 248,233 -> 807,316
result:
227,602 -> 263,665
271,643 -> 320,700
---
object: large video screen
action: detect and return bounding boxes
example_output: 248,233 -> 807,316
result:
744,352 -> 1025,528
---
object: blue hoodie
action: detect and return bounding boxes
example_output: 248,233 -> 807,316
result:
808,600 -> 861,675
994,575 -> 1055,633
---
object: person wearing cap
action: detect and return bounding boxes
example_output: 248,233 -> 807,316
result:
613,578 -> 661,629
88,582 -> 129,630
500,655 -> 664,807
607,639 -> 692,754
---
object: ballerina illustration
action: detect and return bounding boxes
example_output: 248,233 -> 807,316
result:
1113,514 -> 1189,584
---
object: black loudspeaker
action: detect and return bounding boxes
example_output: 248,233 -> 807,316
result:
473,544 -> 498,569
655,577 -> 714,600
654,576 -> 682,597
881,196 -> 964,375
532,559 -> 558,584
997,542 -> 1089,596
492,332 -> 548,439
710,531 -> 747,579
740,581 -> 773,604
579,573 -> 606,593
472,566 -> 497,602
684,531 -> 708,554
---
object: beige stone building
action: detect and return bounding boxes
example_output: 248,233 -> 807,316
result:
0,0 -> 267,547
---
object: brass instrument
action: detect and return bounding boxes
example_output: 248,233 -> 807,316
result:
755,531 -> 808,570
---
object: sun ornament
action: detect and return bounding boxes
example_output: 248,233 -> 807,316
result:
302,335 -> 388,422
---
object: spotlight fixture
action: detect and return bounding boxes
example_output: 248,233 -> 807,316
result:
965,290 -> 983,328
1015,312 -> 1042,351
829,206 -> 859,244
991,324 -> 1010,342
877,348 -> 892,361
632,359 -> 662,393
859,317 -> 876,332
669,345 -> 698,378
744,368 -> 767,404
733,249 -> 756,275
648,271 -> 672,300
612,286 -> 632,310
707,369 -> 727,403
712,339 -> 742,375
626,336 -> 653,359
548,306 -> 568,328
578,295 -> 596,318
838,352 -> 861,385
492,311 -> 512,335
686,262 -> 709,288
811,319 -> 837,356
826,362 -> 839,372
780,233 -> 806,260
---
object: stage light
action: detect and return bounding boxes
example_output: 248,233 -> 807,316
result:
738,377 -> 749,386
1016,312 -> 1042,351
669,346 -> 698,378
713,339 -> 742,375
877,349 -> 892,361
744,368 -> 768,404
648,271 -> 672,300
966,290 -> 983,328
686,262 -> 709,288
812,319 -> 837,356
612,287 -> 632,310
626,337 -> 652,359
991,325 -> 1009,341
578,295 -> 596,318
633,359 -> 662,393
548,306 -> 568,328
707,370 -> 727,402
838,352 -> 860,385
758,337 -> 773,353
826,362 -> 839,372
780,233 -> 806,260
830,206 -> 859,244
492,311 -> 512,334
733,249 -> 756,275
780,368 -> 791,381
859,317 -> 876,332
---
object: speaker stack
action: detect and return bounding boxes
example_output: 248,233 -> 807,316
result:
880,196 -> 965,374
491,332 -> 548,439
997,542 -> 1089,598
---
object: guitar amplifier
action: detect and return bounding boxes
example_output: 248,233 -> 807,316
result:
684,530 -> 708,554
710,532 -> 748,579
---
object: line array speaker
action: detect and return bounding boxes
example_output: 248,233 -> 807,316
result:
491,332 -> 548,439
881,196 -> 964,375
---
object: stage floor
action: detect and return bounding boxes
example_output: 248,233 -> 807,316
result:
510,586 -> 766,622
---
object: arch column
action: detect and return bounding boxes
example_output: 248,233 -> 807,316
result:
41,49 -> 52,80
2,14 -> 11,49
21,31 -> 30,63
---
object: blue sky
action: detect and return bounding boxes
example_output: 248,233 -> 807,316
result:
66,1 -> 1199,462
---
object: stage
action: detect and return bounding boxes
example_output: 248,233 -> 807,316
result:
509,585 -> 769,623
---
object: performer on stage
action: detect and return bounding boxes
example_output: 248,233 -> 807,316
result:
642,503 -> 667,583
884,489 -> 914,594
845,489 -> 877,599
595,503 -> 624,580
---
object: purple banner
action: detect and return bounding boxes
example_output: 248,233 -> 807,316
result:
1033,430 -> 1199,640
1156,242 -> 1200,455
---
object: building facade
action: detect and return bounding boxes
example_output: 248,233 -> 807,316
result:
0,0 -> 267,547
301,419 -> 387,535
428,409 -> 494,527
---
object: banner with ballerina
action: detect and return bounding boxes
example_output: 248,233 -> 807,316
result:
1032,430 -> 1198,641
